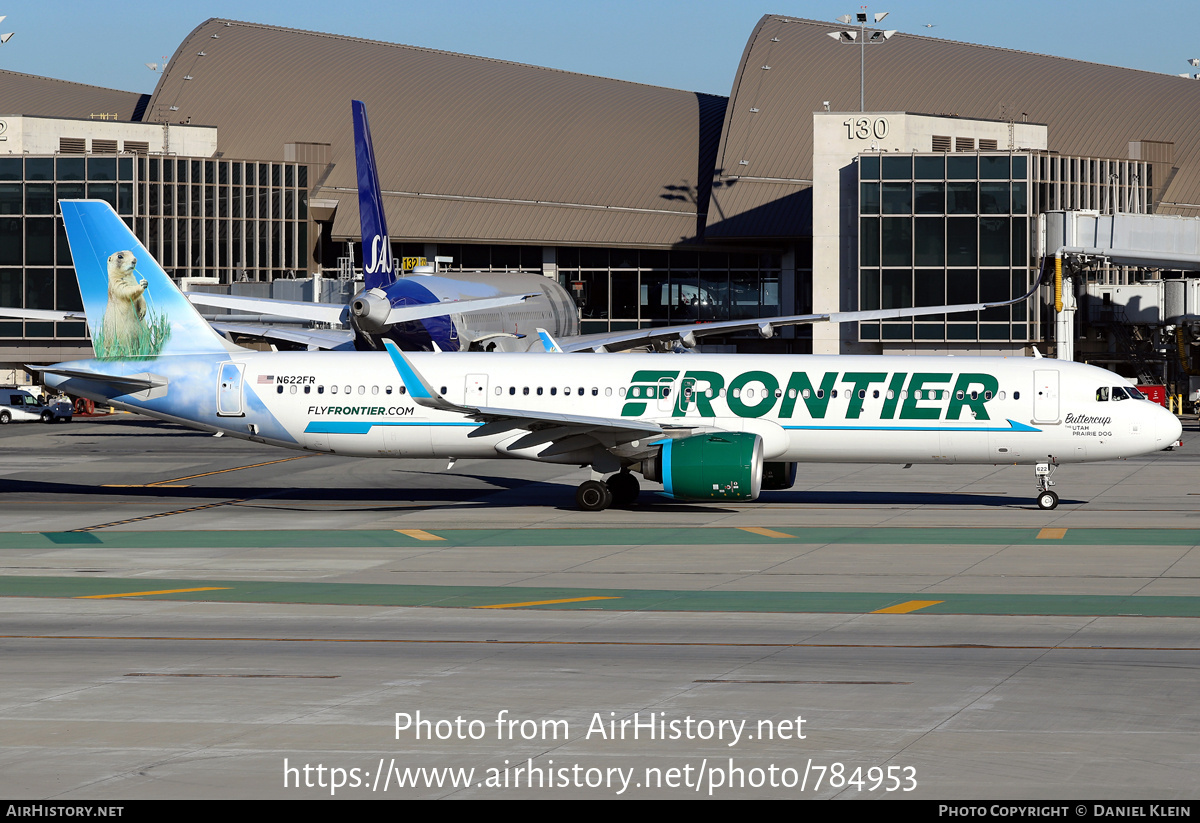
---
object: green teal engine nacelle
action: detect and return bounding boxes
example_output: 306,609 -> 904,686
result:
644,432 -> 763,501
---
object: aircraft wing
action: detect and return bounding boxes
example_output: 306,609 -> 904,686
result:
186,291 -> 538,329
0,307 -> 87,322
554,275 -> 1046,352
208,321 -> 356,351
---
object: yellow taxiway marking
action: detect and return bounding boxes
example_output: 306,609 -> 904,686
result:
872,600 -> 944,614
101,454 -> 315,488
78,587 -> 232,600
1037,528 -> 1068,539
738,527 -> 796,539
475,596 -> 621,610
394,529 -> 445,541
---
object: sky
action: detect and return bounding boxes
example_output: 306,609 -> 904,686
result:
2,0 -> 1199,97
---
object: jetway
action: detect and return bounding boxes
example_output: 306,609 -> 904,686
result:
1043,211 -> 1200,396
1046,211 -> 1200,271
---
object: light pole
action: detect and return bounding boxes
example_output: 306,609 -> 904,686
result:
828,11 -> 896,112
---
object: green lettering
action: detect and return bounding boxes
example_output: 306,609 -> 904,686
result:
879,372 -> 907,419
727,371 -> 780,418
779,372 -> 838,419
946,373 -> 999,421
621,369 -> 679,416
841,372 -> 887,419
900,373 -> 952,420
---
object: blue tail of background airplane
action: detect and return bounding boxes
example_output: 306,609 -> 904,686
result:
352,99 -> 396,292
60,200 -> 237,359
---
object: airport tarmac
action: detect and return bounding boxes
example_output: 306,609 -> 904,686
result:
1,414 -> 1198,799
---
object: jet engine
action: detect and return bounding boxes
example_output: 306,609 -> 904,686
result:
350,288 -> 393,334
642,432 -> 763,501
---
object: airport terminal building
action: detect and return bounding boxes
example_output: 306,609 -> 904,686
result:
3,15 -> 1200,382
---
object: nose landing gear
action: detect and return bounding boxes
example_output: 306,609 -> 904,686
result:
1035,462 -> 1059,510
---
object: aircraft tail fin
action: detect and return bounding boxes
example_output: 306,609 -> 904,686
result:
352,99 -> 396,292
60,200 -> 241,360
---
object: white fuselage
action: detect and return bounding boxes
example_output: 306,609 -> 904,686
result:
76,351 -> 1181,470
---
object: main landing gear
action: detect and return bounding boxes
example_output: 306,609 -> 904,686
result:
576,470 -> 640,511
1034,462 -> 1059,510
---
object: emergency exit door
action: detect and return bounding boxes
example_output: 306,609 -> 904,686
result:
1032,369 -> 1059,423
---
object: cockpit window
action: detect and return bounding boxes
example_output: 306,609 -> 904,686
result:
1111,386 -> 1132,401
1096,387 -> 1109,402
1124,386 -> 1146,400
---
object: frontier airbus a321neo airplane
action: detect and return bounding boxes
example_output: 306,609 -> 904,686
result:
38,200 -> 1181,511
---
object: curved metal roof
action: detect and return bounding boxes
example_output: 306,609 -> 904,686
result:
709,15 -> 1200,238
0,69 -> 147,120
148,19 -> 724,247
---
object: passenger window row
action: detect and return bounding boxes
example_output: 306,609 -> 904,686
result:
271,381 -> 1021,403
276,384 -> 409,395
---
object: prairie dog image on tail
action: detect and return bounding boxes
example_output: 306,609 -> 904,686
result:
100,250 -> 148,349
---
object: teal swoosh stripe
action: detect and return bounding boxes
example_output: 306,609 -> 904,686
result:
782,419 -> 1041,433
305,421 -> 477,435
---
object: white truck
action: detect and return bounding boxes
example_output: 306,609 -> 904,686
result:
0,388 -> 72,424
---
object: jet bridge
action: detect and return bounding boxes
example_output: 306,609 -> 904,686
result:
1044,211 -> 1200,368
1046,211 -> 1200,271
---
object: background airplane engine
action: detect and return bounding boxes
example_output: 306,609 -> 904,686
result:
643,432 -> 763,501
350,289 -> 393,334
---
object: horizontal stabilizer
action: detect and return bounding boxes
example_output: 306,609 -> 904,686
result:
185,293 -> 351,325
381,293 -> 538,326
37,366 -> 166,393
208,321 -> 355,350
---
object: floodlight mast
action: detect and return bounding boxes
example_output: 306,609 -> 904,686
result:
827,10 -> 896,112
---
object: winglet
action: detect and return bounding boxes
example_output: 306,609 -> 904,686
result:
352,100 -> 395,292
383,339 -> 467,413
536,328 -> 563,353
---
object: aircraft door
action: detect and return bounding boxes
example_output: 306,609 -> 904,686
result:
1032,369 -> 1060,423
657,376 -> 676,413
544,283 -> 562,334
217,362 -> 245,417
465,374 -> 489,406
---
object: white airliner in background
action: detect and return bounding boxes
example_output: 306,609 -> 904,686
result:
36,200 -> 1182,511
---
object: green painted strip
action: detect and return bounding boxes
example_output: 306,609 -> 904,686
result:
2,575 -> 1200,617
0,526 -> 1198,550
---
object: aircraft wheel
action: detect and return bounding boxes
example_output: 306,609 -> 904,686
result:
1036,490 -> 1059,510
0,411 -> 9,424
606,472 -> 640,507
576,480 -> 612,512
